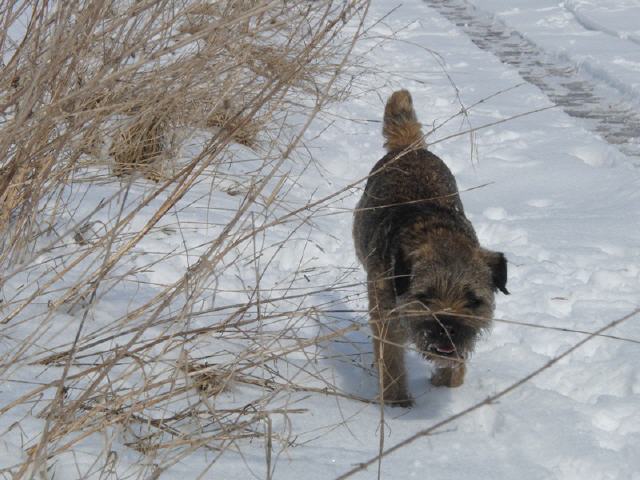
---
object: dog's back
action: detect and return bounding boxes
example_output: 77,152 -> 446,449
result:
353,90 -> 472,264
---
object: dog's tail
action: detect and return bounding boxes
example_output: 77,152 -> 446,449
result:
382,90 -> 425,152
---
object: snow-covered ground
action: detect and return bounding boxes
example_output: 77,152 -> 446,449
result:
2,1 -> 640,479
473,0 -> 640,98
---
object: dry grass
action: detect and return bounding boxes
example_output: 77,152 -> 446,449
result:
0,0 -> 372,477
0,0 -> 367,257
110,115 -> 167,181
206,98 -> 262,147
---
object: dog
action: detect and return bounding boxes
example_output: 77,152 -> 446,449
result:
353,90 -> 508,407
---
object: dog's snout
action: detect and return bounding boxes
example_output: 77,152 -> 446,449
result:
434,324 -> 450,335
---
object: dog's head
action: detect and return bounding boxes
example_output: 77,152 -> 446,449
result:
393,244 -> 508,365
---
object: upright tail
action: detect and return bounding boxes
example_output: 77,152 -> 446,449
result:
382,90 -> 425,152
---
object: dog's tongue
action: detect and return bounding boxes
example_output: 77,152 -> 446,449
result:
436,345 -> 455,354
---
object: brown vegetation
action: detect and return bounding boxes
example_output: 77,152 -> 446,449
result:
0,1 -> 371,477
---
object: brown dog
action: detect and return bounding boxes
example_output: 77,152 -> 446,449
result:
353,90 -> 508,407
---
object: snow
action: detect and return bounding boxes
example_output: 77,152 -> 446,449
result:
469,0 -> 640,100
2,0 -> 640,479
564,0 -> 640,44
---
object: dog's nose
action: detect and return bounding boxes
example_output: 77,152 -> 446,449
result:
438,325 -> 454,337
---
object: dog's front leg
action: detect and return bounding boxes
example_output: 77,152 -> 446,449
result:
431,363 -> 466,388
368,273 -> 412,407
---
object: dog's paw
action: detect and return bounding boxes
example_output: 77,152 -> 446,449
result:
389,397 -> 414,408
382,392 -> 414,408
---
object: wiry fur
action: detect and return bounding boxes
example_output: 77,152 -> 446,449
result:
353,90 -> 509,407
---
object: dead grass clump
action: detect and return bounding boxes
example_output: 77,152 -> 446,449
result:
206,99 -> 262,147
110,115 -> 167,181
184,360 -> 233,396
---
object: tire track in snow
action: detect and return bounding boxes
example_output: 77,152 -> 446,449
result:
563,1 -> 640,47
424,0 -> 640,162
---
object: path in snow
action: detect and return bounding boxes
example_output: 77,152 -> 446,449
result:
423,0 -> 640,162
563,0 -> 640,46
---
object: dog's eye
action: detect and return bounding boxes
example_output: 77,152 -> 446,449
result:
465,292 -> 484,309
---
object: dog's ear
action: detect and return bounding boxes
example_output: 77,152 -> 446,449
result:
392,249 -> 412,297
481,249 -> 509,294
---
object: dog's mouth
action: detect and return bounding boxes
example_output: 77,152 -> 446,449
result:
427,343 -> 458,357
435,345 -> 455,354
